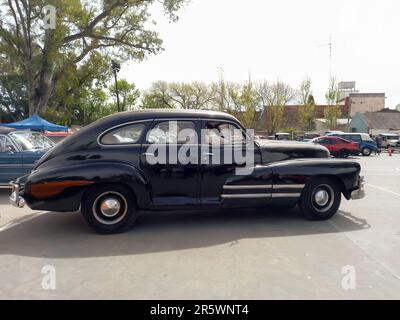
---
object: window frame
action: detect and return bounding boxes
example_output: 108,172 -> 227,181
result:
98,120 -> 151,147
202,119 -> 249,147
0,134 -> 19,153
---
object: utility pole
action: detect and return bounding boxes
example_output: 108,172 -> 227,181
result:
328,35 -> 333,81
111,60 -> 121,112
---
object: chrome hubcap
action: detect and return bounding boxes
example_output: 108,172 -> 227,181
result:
312,184 -> 335,213
92,191 -> 128,225
100,198 -> 121,217
314,190 -> 329,206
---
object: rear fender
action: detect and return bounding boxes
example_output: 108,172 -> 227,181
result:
23,161 -> 150,212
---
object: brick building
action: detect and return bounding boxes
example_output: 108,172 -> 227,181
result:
260,104 -> 350,133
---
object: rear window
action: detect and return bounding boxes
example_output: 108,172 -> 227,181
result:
341,134 -> 361,142
100,123 -> 145,145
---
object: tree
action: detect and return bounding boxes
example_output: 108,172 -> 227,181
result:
324,77 -> 341,130
140,81 -> 175,109
226,80 -> 260,129
0,0 -> 186,115
257,80 -> 296,133
109,79 -> 140,112
298,77 -> 316,131
0,73 -> 28,121
140,81 -> 215,110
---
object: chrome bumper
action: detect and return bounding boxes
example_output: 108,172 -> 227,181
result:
351,176 -> 365,200
9,181 -> 25,208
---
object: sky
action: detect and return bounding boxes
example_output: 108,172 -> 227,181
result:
120,0 -> 400,108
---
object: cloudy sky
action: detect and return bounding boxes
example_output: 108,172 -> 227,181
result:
121,0 -> 399,108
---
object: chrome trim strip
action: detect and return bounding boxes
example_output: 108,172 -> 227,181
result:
272,193 -> 301,198
273,184 -> 305,189
221,194 -> 270,199
223,185 -> 272,190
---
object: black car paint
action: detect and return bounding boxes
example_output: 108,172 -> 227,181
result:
16,110 -> 361,212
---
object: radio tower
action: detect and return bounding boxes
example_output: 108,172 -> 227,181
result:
328,35 -> 333,81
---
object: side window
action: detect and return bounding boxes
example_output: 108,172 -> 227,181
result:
0,136 -> 5,153
319,138 -> 330,145
5,138 -> 17,152
352,135 -> 361,142
146,121 -> 196,144
101,123 -> 145,145
204,121 -> 245,146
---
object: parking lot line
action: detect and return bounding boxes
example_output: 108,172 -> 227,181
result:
366,183 -> 400,197
0,212 -> 46,232
328,219 -> 400,281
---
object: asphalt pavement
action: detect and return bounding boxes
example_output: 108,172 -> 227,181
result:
0,154 -> 399,299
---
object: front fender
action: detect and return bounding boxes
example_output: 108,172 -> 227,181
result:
268,159 -> 361,198
23,161 -> 150,212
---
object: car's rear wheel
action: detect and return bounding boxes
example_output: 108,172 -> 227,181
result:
339,149 -> 349,158
81,184 -> 137,234
299,178 -> 341,221
361,147 -> 371,156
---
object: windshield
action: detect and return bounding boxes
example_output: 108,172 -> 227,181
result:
9,132 -> 55,151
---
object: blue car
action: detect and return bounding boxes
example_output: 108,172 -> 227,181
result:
0,129 -> 54,186
326,133 -> 378,156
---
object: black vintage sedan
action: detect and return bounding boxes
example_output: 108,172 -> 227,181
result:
10,110 -> 365,234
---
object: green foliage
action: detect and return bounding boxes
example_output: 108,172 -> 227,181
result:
257,80 -> 296,133
298,78 -> 316,131
324,77 -> 341,130
109,79 -> 140,111
227,82 -> 260,129
0,0 -> 186,117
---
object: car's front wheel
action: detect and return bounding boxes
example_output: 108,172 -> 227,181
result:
81,184 -> 137,234
299,178 -> 341,221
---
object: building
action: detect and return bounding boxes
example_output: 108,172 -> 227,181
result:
261,104 -> 350,133
337,81 -> 386,116
344,93 -> 386,117
349,110 -> 400,135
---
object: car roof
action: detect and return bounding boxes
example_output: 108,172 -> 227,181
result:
102,109 -> 239,122
380,133 -> 399,136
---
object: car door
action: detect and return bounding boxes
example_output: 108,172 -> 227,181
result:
0,135 -> 23,185
199,119 -> 268,208
140,119 -> 200,208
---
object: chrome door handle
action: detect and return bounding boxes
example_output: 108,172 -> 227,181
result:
143,153 -> 155,157
202,152 -> 214,156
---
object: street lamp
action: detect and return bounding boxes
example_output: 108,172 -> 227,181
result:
111,60 -> 121,112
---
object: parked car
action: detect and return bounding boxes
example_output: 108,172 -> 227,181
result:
44,131 -> 71,144
326,132 -> 378,156
378,133 -> 399,148
299,132 -> 320,142
311,136 -> 360,158
275,133 -> 291,140
0,129 -> 55,185
10,110 -> 365,234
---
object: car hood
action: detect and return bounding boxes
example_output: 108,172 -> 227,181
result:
256,140 -> 330,164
